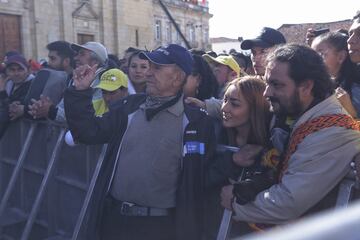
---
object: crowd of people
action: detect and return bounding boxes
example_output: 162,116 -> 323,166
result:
1,10 -> 360,240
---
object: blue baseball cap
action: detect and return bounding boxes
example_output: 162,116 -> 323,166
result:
139,44 -> 193,75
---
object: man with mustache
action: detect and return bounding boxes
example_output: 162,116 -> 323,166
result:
64,44 -> 218,240
221,44 -> 360,235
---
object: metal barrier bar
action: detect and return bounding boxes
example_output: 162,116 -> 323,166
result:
0,121 -> 106,239
216,209 -> 233,240
335,179 -> 356,209
216,145 -> 244,240
0,123 -> 37,218
71,144 -> 108,240
20,128 -> 66,240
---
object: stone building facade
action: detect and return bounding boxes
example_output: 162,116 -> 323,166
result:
0,0 -> 211,60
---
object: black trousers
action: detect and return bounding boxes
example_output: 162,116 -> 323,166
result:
100,197 -> 176,240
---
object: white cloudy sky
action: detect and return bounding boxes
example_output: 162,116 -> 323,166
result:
209,0 -> 359,39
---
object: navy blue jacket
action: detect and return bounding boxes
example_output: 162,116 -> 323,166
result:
64,87 -> 238,240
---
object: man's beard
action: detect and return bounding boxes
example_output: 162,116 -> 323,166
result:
268,90 -> 303,118
49,63 -> 65,71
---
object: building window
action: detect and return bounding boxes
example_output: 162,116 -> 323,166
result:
77,33 -> 94,44
174,21 -> 181,43
204,28 -> 209,44
166,22 -> 172,43
135,29 -> 139,47
155,20 -> 162,41
188,24 -> 195,42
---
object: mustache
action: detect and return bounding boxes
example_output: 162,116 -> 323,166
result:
267,97 -> 279,103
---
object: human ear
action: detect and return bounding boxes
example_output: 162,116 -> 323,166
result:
299,79 -> 314,97
229,71 -> 238,80
173,70 -> 185,88
63,58 -> 70,67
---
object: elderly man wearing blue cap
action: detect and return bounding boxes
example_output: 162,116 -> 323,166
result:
64,44 -> 220,240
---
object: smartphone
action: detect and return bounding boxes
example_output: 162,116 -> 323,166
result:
313,28 -> 330,37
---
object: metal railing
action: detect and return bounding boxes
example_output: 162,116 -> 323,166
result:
0,120 -> 106,240
1,119 -> 359,239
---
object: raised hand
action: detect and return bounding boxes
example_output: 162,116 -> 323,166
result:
305,28 -> 316,46
0,73 -> 9,91
28,95 -> 53,119
184,97 -> 206,109
73,64 -> 98,90
336,87 -> 357,118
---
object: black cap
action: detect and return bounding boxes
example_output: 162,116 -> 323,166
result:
241,27 -> 286,50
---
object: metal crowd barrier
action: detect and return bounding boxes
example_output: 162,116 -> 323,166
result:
0,120 -> 106,240
1,120 -> 359,240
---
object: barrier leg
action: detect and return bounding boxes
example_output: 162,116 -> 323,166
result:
217,209 -> 233,240
336,179 -> 355,208
0,123 -> 37,218
20,129 -> 65,240
71,144 -> 108,240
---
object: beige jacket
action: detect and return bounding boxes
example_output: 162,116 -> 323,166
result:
233,95 -> 360,224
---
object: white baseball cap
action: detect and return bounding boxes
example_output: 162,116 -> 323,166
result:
71,41 -> 108,64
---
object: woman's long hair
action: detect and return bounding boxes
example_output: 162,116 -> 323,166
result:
225,76 -> 271,147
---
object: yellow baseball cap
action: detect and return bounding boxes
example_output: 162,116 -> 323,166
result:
202,54 -> 240,76
95,68 -> 128,91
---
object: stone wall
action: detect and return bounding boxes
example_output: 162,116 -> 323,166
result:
0,0 -> 211,60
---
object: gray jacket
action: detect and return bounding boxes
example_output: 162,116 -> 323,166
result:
233,95 -> 360,224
